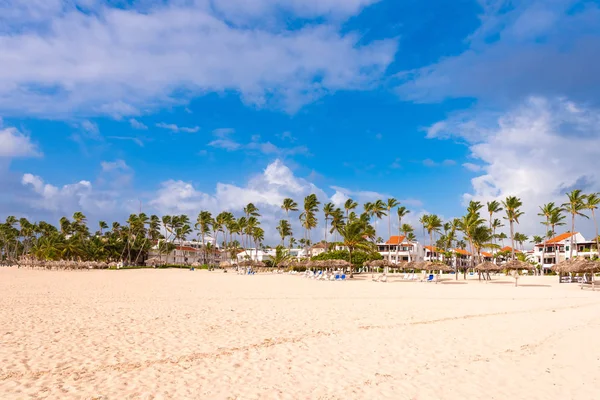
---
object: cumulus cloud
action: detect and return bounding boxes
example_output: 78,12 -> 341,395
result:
0,126 -> 41,158
13,157 -> 427,244
396,0 -> 600,106
0,1 -> 396,118
438,97 -> 600,237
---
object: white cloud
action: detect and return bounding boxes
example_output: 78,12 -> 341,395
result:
150,159 -> 327,242
0,126 -> 41,158
422,159 -> 456,167
14,156 -> 425,244
129,119 -> 148,130
20,161 -> 138,218
80,120 -> 100,138
208,138 -> 242,151
396,1 -> 600,105
462,162 -> 481,172
0,1 -> 396,118
208,130 -> 310,157
156,123 -> 200,133
101,159 -> 130,172
445,97 -> 600,238
107,136 -> 144,147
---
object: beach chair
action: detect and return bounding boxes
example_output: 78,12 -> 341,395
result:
402,273 -> 409,280
380,274 -> 388,283
341,274 -> 346,281
425,274 -> 434,282
372,274 -> 380,282
334,274 -> 341,281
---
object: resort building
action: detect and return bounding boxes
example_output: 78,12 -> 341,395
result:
532,232 -> 597,270
377,236 -> 424,263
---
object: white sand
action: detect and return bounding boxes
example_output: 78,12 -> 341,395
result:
1,269 -> 599,399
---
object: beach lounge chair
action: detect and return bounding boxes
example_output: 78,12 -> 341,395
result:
380,274 -> 388,283
335,274 -> 341,281
341,274 -> 346,281
425,274 -> 434,282
372,274 -> 380,282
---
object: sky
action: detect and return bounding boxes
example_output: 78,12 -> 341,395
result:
2,0 -> 600,246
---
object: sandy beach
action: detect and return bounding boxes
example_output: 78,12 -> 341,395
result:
1,269 -> 599,399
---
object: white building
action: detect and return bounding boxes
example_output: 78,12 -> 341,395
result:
377,236 -> 424,263
532,232 -> 597,270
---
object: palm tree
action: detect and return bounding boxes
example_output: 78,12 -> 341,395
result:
401,223 -> 414,261
323,202 -> 335,249
422,214 -> 443,261
586,193 -> 600,259
538,202 -> 560,272
367,199 -> 387,221
300,194 -> 320,256
338,220 -> 374,277
329,208 -> 345,243
562,190 -> 588,259
385,198 -> 400,240
196,211 -> 212,264
344,198 -> 358,221
396,206 -> 410,264
98,221 -> 108,236
281,198 -> 298,221
276,220 -> 292,247
487,201 -> 503,230
496,232 -> 507,247
502,196 -> 524,260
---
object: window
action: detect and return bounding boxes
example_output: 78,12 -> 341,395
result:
566,245 -> 569,252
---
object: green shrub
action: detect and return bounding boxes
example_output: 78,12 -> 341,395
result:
311,250 -> 382,267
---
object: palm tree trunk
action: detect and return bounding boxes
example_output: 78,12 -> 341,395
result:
348,247 -> 353,278
570,214 -> 575,259
324,218 -> 328,251
510,221 -> 515,260
541,218 -> 548,275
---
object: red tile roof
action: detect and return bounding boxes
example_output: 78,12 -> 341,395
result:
424,245 -> 440,252
385,235 -> 406,245
500,246 -> 521,253
454,248 -> 471,256
534,232 -> 578,245
176,246 -> 200,252
481,251 -> 493,258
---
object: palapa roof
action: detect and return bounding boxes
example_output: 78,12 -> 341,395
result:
365,259 -> 395,267
475,261 -> 502,271
551,257 -> 598,274
503,259 -> 535,270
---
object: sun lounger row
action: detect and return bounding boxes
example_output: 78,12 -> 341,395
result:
303,270 -> 346,281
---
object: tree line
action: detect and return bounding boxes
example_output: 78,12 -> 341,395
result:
1,190 -> 598,269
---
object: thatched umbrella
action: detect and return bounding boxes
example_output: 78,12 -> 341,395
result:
475,261 -> 502,280
369,259 -> 394,272
219,260 -> 232,268
331,259 -> 351,270
582,260 -> 599,290
503,260 -> 534,287
421,261 -> 453,272
238,260 -> 254,267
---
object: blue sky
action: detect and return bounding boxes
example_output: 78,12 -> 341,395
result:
2,0 -> 600,244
